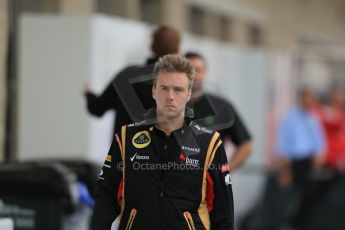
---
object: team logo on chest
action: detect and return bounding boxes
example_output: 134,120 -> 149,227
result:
132,131 -> 151,149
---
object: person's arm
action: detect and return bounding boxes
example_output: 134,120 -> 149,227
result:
208,138 -> 234,230
276,118 -> 293,186
228,141 -> 252,171
277,156 -> 293,187
223,105 -> 252,171
84,81 -> 119,117
91,133 -> 124,230
311,116 -> 326,169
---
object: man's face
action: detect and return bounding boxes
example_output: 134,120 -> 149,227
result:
152,71 -> 191,119
300,89 -> 316,111
189,57 -> 207,92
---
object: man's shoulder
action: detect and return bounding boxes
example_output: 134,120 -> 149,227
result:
281,107 -> 303,125
286,107 -> 303,119
189,121 -> 218,136
204,93 -> 231,103
117,121 -> 148,134
125,120 -> 148,129
112,62 -> 153,79
202,93 -> 234,111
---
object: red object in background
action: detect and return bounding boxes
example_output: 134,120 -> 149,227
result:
315,106 -> 345,172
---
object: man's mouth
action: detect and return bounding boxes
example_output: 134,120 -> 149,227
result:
165,105 -> 175,108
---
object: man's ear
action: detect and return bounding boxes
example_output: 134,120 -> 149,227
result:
187,89 -> 192,101
152,85 -> 156,100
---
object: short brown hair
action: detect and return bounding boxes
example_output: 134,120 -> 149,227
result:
153,54 -> 194,89
151,26 -> 180,57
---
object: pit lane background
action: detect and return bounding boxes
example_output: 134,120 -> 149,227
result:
17,14 -> 336,226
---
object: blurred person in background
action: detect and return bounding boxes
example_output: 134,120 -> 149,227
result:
315,86 -> 345,174
277,86 -> 325,188
83,25 -> 180,136
185,52 -> 252,171
276,87 -> 326,228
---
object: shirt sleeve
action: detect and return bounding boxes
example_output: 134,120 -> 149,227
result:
84,79 -> 120,117
277,117 -> 292,157
312,117 -> 326,154
91,133 -> 124,230
208,138 -> 234,230
220,103 -> 251,146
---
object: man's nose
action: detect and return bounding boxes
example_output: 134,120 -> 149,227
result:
167,88 -> 174,100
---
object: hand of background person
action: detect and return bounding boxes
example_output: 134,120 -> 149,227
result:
83,82 -> 93,95
277,157 -> 293,187
313,153 -> 325,171
278,169 -> 293,187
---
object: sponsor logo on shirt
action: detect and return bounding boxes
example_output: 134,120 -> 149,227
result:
103,155 -> 112,169
179,153 -> 186,162
103,164 -> 111,169
181,146 -> 200,153
105,154 -> 112,162
224,174 -> 231,185
128,121 -> 146,127
130,152 -> 150,162
179,153 -> 199,167
193,124 -> 212,134
132,131 -> 151,148
98,169 -> 104,180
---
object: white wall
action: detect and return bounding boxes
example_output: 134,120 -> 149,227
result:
87,16 -> 151,163
18,15 -> 93,162
18,15 -> 152,164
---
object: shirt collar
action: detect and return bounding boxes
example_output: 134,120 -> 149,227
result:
145,107 -> 193,137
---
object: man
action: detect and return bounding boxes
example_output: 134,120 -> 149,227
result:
92,55 -> 234,230
277,87 -> 325,187
276,87 -> 326,228
185,52 -> 252,171
84,25 -> 181,136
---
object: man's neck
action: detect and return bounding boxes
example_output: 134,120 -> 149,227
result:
156,112 -> 185,136
298,105 -> 312,114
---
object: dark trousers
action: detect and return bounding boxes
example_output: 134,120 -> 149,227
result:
291,158 -> 338,229
291,158 -> 312,189
290,158 -> 313,228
